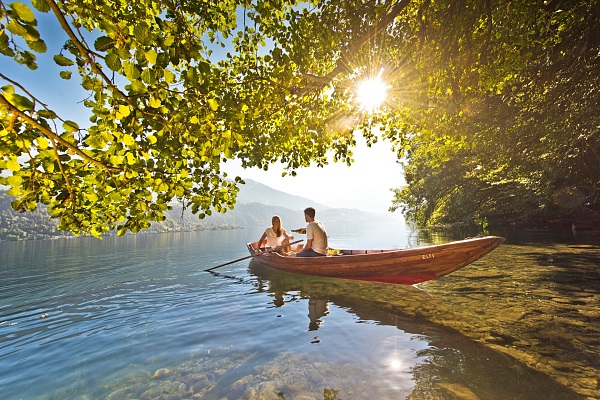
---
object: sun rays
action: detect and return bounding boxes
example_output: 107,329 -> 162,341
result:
356,68 -> 389,112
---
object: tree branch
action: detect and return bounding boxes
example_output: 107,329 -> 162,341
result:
0,94 -> 118,172
295,0 -> 412,96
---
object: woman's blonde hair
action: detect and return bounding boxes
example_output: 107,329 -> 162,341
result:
272,215 -> 282,236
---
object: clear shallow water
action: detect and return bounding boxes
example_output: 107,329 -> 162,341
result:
0,222 -> 593,399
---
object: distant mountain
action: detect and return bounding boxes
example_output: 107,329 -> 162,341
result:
168,179 -> 389,229
0,182 -> 389,241
234,179 -> 329,211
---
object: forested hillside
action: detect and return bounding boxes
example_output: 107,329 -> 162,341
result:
0,191 -> 72,240
0,189 -> 242,241
0,182 -> 386,241
388,1 -> 600,229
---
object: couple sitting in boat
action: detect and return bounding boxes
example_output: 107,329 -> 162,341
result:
256,207 -> 329,257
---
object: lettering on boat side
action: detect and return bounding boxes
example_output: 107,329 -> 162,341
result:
422,253 -> 435,259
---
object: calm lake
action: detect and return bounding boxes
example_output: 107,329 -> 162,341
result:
1,221 -> 598,399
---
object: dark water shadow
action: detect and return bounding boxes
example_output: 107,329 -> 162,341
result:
247,261 -> 581,400
529,250 -> 600,294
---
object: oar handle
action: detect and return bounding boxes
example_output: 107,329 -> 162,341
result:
204,254 -> 255,272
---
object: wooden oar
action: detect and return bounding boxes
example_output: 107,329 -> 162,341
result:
204,239 -> 303,272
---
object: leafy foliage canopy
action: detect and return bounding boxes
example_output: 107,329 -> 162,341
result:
1,0 -> 598,235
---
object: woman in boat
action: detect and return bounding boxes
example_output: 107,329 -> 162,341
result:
257,215 -> 294,253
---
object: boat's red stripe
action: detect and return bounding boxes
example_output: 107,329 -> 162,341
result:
344,275 -> 438,285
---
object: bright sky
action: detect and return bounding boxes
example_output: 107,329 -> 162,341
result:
221,135 -> 405,215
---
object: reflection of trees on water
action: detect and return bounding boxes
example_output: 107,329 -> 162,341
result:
247,260 -> 582,400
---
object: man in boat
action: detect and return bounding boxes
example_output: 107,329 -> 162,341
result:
295,207 -> 328,257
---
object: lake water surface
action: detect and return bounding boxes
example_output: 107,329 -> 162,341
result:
0,221 -> 598,399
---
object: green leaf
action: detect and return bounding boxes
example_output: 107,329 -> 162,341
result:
163,69 -> 175,84
122,134 -> 135,146
27,39 -> 47,53
124,61 -> 141,81
53,54 -> 74,66
130,80 -> 147,94
133,25 -> 152,45
63,120 -> 79,132
87,192 -> 98,202
9,2 -> 36,22
6,156 -> 21,171
207,98 -> 218,111
6,20 -> 28,37
145,49 -> 157,65
118,105 -> 131,117
59,70 -> 72,80
105,53 -> 122,71
94,36 -> 115,51
36,136 -> 49,149
37,109 -> 57,119
109,191 -> 121,203
31,0 -> 50,12
164,35 -> 174,46
5,92 -> 34,111
6,174 -> 23,186
141,69 -> 156,84
148,97 -> 161,108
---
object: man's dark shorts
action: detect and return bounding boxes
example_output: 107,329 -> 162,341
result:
296,248 -> 326,257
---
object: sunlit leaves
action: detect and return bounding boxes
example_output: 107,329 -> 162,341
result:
94,36 -> 115,52
10,2 -> 35,22
36,136 -> 49,149
2,0 -> 594,238
207,99 -> 219,111
6,155 -> 21,171
105,53 -> 122,71
3,91 -> 34,110
53,54 -> 74,66
63,120 -> 79,132
390,1 -> 600,227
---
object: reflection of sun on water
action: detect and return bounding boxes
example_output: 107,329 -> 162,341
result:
389,358 -> 403,370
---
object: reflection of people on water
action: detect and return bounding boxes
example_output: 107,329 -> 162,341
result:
273,291 -> 285,307
308,297 -> 329,331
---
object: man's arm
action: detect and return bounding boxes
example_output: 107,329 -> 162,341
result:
304,239 -> 313,251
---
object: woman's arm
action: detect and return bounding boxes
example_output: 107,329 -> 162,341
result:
283,229 -> 293,241
257,232 -> 267,249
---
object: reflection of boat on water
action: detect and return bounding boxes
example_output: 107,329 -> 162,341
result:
247,236 -> 505,284
247,261 -> 581,400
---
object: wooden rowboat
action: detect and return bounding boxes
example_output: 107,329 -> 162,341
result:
246,236 -> 505,285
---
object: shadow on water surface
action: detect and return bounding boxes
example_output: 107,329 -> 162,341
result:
246,261 -> 582,400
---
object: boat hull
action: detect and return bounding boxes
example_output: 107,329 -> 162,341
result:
247,236 -> 505,285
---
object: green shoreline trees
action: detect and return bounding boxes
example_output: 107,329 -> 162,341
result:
1,0 -> 598,235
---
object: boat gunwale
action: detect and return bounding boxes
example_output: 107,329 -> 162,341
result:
251,236 -> 505,261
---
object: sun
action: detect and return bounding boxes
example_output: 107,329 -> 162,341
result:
356,76 -> 388,112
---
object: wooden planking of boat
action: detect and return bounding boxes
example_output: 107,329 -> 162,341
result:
246,236 -> 505,285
